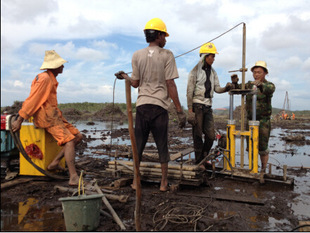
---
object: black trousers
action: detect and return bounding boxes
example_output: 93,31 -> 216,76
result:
135,104 -> 169,163
192,103 -> 215,164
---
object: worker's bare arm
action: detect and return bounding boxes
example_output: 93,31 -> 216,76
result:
166,79 -> 182,113
115,71 -> 139,88
11,115 -> 24,132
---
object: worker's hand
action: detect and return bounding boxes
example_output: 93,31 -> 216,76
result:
231,74 -> 239,84
224,82 -> 234,92
252,80 -> 262,87
177,111 -> 186,129
11,116 -> 23,132
114,71 -> 126,80
187,111 -> 196,126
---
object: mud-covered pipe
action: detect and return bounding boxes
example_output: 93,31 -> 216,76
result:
229,93 -> 234,121
252,87 -> 257,121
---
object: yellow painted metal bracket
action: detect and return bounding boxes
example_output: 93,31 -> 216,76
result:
225,120 -> 259,173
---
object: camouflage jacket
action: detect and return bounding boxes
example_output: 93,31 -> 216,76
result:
236,80 -> 275,120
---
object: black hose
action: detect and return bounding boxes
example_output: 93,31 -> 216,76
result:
249,126 -> 254,172
222,153 -> 233,172
227,126 -> 231,164
9,115 -> 67,180
291,224 -> 310,232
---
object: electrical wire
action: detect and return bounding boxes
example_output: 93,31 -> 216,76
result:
123,22 -> 245,74
174,22 -> 244,59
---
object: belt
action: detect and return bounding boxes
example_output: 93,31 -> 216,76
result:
193,103 -> 212,109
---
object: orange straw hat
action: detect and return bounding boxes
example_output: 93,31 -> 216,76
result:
40,50 -> 67,70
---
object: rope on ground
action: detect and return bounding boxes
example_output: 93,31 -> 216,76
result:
152,199 -> 213,231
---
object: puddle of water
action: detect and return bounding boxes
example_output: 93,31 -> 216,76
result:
1,197 -> 65,231
290,172 -> 310,217
249,215 -> 291,231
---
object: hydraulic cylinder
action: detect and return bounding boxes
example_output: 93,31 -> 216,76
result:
225,120 -> 236,170
248,121 -> 259,173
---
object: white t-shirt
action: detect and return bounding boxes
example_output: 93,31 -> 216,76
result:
131,46 -> 179,110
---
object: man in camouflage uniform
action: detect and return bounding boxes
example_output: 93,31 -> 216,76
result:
232,61 -> 275,172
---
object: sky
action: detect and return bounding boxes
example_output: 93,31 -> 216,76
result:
1,0 -> 310,111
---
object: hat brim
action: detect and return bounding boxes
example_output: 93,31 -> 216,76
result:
40,59 -> 67,70
251,65 -> 268,74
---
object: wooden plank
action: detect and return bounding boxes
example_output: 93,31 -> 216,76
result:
106,168 -> 195,179
94,182 -> 126,230
113,178 -> 132,189
108,164 -> 198,176
102,148 -> 193,162
170,147 -> 194,161
144,149 -> 178,154
137,176 -> 202,187
1,178 -> 34,190
108,160 -> 199,171
94,151 -> 130,157
177,193 -> 265,205
211,169 -> 294,186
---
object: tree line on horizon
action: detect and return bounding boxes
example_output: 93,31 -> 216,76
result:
1,101 -> 310,117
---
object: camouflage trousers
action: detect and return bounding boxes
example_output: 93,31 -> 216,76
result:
246,117 -> 271,156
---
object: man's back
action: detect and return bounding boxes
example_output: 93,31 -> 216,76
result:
131,46 -> 178,110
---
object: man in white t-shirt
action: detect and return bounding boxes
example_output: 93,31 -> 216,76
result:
116,18 -> 186,192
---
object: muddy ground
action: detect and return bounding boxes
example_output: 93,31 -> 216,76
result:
1,112 -> 310,232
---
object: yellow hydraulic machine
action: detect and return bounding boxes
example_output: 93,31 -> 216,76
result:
224,88 -> 259,173
223,22 -> 259,174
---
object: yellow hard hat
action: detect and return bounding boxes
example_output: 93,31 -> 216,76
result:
144,18 -> 169,37
251,61 -> 268,74
199,42 -> 218,55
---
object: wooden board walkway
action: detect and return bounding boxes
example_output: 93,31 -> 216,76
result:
106,147 -> 294,187
107,148 -> 204,186
218,169 -> 294,186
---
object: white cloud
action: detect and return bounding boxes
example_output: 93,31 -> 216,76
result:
75,47 -> 107,61
1,0 -> 310,110
13,80 -> 23,87
1,0 -> 58,23
284,56 -> 303,68
302,57 -> 310,71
